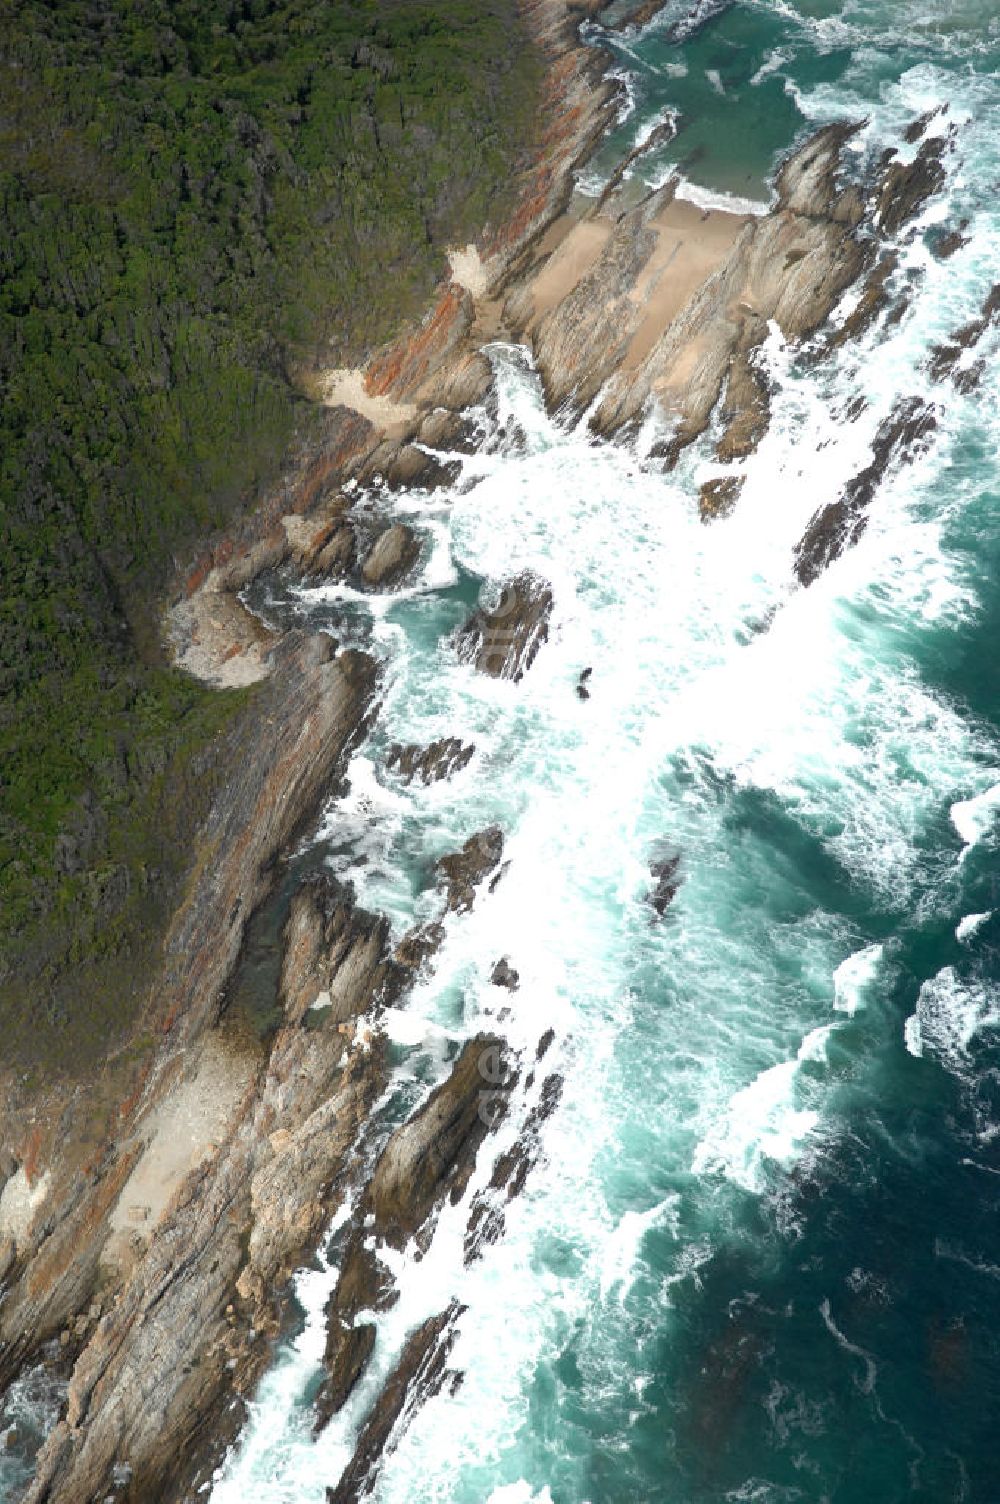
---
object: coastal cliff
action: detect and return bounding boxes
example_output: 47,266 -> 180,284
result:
0,2 -> 977,1500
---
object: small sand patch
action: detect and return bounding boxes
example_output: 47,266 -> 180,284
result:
321,367 -> 417,438
0,1168 -> 51,1250
625,198 -> 749,369
528,216 -> 613,324
448,243 -> 491,299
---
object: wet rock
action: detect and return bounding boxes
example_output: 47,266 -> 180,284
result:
932,222 -> 970,261
903,106 -> 946,145
386,738 -> 474,785
576,666 -> 593,701
437,827 -> 504,913
326,1303 -> 464,1504
464,1072 -> 563,1264
384,445 -> 460,492
360,524 -> 421,588
876,134 -> 949,238
831,251 -> 898,347
417,408 -> 478,453
319,1321 -> 376,1423
455,573 -> 553,682
393,922 -> 445,974
369,1036 -> 514,1247
699,476 -> 744,522
649,853 -> 682,916
490,958 -> 520,991
794,397 -> 938,586
716,342 -> 771,463
928,282 -> 1000,388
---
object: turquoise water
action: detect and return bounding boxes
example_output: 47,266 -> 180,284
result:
206,4 -> 1000,1502
7,2 -> 1000,1500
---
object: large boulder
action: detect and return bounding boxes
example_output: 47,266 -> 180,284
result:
360,523 -> 421,588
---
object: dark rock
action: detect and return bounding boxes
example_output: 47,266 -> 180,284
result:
903,107 -> 945,145
326,1303 -> 464,1504
876,135 -> 949,238
932,223 -> 970,260
386,738 -> 474,785
437,827 -> 504,914
455,573 -> 553,682
576,666 -> 592,700
794,397 -> 938,586
831,251 -> 898,346
699,476 -> 744,521
649,853 -> 682,915
928,282 -> 1000,387
417,409 -> 478,453
490,958 -> 519,991
464,1072 -> 564,1263
360,524 -> 421,588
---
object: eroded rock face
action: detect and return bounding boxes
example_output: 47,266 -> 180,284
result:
280,874 -> 396,1026
794,397 -> 938,586
386,738 -> 475,785
360,523 -> 421,588
455,574 -> 553,681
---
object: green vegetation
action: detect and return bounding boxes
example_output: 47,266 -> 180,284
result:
0,0 -> 540,1067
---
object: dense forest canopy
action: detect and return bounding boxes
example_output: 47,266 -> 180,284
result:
0,0 -> 539,1066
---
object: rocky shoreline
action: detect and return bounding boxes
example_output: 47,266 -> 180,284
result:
1,4 -> 989,1500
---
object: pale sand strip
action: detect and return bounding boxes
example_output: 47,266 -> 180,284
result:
528,215 -> 613,324
625,197 -> 749,369
320,367 -> 417,437
103,1034 -> 257,1273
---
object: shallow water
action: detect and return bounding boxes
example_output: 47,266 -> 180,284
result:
9,2 -> 1000,1501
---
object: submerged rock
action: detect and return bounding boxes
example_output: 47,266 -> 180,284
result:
455,573 -> 553,681
649,853 -> 682,916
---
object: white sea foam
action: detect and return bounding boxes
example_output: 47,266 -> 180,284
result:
956,911 -> 991,943
903,967 -> 1000,1069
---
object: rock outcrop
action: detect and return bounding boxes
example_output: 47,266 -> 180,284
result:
794,397 -> 938,586
360,523 -> 421,588
455,574 -> 553,681
386,738 -> 475,785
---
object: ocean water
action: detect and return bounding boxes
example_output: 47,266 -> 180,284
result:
207,4 -> 1000,1502
6,1 -> 1000,1500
